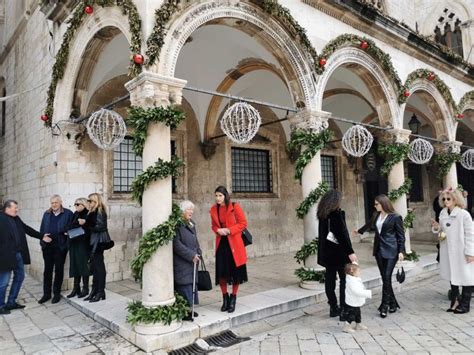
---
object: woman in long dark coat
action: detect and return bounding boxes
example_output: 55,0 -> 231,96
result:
67,198 -> 90,298
173,200 -> 201,321
317,189 -> 357,319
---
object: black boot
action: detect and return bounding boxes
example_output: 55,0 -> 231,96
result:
38,295 -> 51,304
78,275 -> 90,298
329,305 -> 340,318
89,291 -> 106,303
67,278 -> 81,298
221,293 -> 230,312
454,287 -> 472,314
228,294 -> 237,313
84,287 -> 97,301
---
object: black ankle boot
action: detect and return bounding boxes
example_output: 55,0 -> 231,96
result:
454,287 -> 472,314
78,287 -> 89,298
329,305 -> 340,318
228,294 -> 237,313
221,293 -> 230,312
67,286 -> 80,298
89,291 -> 106,303
84,288 -> 97,301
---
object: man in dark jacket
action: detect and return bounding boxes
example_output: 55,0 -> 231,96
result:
39,195 -> 73,304
0,200 -> 51,314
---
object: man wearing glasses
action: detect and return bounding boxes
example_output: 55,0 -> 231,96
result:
38,195 -> 73,304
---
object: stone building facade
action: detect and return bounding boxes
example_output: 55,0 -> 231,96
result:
0,0 -> 473,294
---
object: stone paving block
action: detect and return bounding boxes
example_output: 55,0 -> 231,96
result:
297,328 -> 316,340
52,335 -> 92,351
299,339 -> 320,352
320,343 -> 343,355
279,344 -> 302,354
382,346 -> 408,354
0,340 -> 19,350
342,350 -> 365,355
63,345 -> 100,355
43,325 -> 76,339
10,325 -> 42,339
32,347 -> 63,355
316,332 -> 337,344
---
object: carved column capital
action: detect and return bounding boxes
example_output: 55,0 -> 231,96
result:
442,141 -> 462,154
380,128 -> 411,144
288,110 -> 331,133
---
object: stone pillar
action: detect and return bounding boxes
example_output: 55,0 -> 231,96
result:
442,141 -> 462,189
385,129 -> 412,254
125,72 -> 186,334
290,110 -> 330,289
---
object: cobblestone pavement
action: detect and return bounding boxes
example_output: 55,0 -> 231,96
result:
219,276 -> 474,355
0,275 -> 140,354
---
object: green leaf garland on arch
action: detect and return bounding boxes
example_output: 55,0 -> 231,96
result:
377,142 -> 410,176
458,91 -> 474,113
43,0 -> 143,127
296,181 -> 329,219
434,152 -> 461,180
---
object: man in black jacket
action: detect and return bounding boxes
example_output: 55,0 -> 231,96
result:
0,200 -> 51,314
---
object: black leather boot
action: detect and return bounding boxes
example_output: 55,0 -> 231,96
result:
221,293 -> 230,312
67,278 -> 81,298
228,294 -> 237,313
89,291 -> 106,303
329,305 -> 340,318
78,286 -> 89,298
454,286 -> 472,314
84,287 -> 97,301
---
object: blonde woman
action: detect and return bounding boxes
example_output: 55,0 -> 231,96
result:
432,188 -> 474,314
78,193 -> 113,303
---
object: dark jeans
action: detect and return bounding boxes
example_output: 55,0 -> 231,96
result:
344,305 -> 361,323
42,247 -> 67,296
375,254 -> 398,310
90,251 -> 106,293
0,252 -> 25,308
325,266 -> 346,308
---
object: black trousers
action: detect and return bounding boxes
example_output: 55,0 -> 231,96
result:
375,254 -> 399,310
344,305 -> 361,323
325,266 -> 346,308
42,247 -> 68,296
90,251 -> 106,293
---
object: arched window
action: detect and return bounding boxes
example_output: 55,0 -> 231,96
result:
433,9 -> 464,57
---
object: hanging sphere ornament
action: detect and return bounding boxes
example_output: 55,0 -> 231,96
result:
461,149 -> 474,170
86,109 -> 127,150
40,114 -> 49,122
84,5 -> 93,14
133,54 -> 144,65
220,102 -> 261,144
360,41 -> 369,49
319,58 -> 327,67
408,138 -> 434,164
342,125 -> 374,157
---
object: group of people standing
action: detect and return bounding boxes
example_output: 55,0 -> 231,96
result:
0,193 -> 111,315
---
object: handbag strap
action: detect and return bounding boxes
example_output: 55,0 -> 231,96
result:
200,257 -> 207,271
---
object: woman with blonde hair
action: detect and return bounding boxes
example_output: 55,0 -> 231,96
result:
432,187 -> 474,314
78,193 -> 113,302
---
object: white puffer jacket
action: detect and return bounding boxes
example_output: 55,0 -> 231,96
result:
345,275 -> 372,307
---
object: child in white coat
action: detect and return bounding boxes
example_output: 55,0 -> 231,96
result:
343,263 -> 372,333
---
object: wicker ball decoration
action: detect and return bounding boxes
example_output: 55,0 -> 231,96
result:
86,109 -> 127,150
342,125 -> 374,157
220,102 -> 261,144
408,138 -> 434,164
461,149 -> 474,170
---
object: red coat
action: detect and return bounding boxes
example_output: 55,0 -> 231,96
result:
210,202 -> 248,267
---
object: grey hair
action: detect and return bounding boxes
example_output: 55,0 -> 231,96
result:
3,199 -> 18,211
50,194 -> 62,202
179,200 -> 195,213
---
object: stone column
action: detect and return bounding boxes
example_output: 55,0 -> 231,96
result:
385,128 -> 412,254
441,141 -> 462,189
289,110 -> 330,289
125,72 -> 186,334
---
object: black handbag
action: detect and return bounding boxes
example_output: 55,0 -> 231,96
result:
67,227 -> 85,240
396,267 -> 405,284
242,228 -> 253,246
197,258 -> 212,291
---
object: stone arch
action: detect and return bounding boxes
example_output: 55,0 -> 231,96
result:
458,91 -> 474,113
314,46 -> 401,127
405,78 -> 455,140
52,6 -> 132,124
156,1 -> 316,110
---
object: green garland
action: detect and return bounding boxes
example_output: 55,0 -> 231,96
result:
296,181 -> 329,219
403,209 -> 415,231
145,0 -> 181,67
44,0 -> 142,127
377,143 -> 410,176
387,178 -> 412,202
131,157 -> 184,206
127,106 -> 186,157
294,239 -> 318,265
401,69 -> 457,109
130,204 -> 183,281
295,268 -> 325,283
458,91 -> 474,114
287,129 -> 333,181
404,250 -> 419,262
127,293 -> 188,326
434,152 -> 461,180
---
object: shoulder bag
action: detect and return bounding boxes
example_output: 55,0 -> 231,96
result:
326,218 -> 339,244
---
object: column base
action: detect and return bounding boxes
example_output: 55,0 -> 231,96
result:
134,320 -> 182,335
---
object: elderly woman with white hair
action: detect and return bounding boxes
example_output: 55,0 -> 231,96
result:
173,200 -> 202,321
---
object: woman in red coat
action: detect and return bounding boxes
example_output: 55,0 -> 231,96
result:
210,186 -> 248,313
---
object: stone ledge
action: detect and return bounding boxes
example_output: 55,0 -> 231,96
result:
65,253 -> 439,352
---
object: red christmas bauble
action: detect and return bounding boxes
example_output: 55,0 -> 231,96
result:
84,6 -> 93,14
428,73 -> 435,81
360,41 -> 369,50
41,114 -> 49,122
457,113 -> 464,119
133,54 -> 144,65
404,90 -> 410,98
319,58 -> 327,67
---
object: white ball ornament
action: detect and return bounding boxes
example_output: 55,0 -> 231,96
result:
461,149 -> 474,170
408,138 -> 434,164
86,109 -> 127,150
220,102 -> 261,144
342,125 -> 374,157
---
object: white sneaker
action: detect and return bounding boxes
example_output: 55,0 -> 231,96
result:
355,323 -> 368,330
343,321 -> 355,333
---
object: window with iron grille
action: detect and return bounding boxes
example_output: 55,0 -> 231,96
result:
408,163 -> 423,202
113,137 -> 143,193
321,155 -> 337,189
231,147 -> 272,193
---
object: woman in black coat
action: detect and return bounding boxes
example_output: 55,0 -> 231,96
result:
317,189 -> 358,319
67,198 -> 90,298
355,194 -> 405,318
173,200 -> 201,321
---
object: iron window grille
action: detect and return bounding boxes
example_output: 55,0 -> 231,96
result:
321,155 -> 337,189
231,147 -> 272,193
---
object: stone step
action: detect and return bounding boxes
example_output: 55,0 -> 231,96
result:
65,253 -> 439,352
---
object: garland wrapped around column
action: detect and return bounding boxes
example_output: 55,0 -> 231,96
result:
287,128 -> 333,283
126,106 -> 188,325
435,152 -> 461,180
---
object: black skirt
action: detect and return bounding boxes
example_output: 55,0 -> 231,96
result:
215,236 -> 248,285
